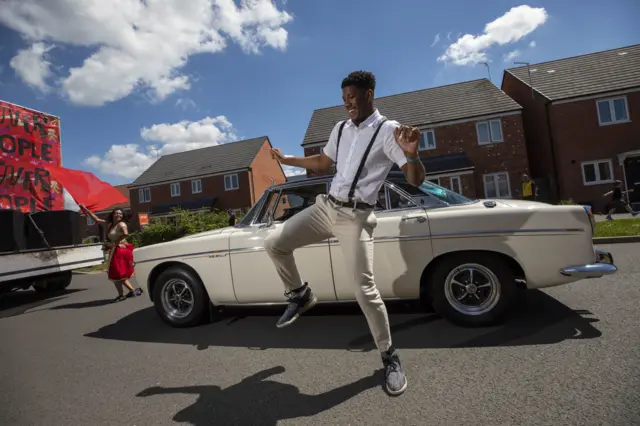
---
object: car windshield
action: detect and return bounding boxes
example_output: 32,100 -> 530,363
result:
389,178 -> 475,206
236,192 -> 266,226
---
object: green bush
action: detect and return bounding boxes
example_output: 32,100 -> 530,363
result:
129,208 -> 243,248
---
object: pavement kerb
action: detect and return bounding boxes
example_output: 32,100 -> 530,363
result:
593,236 -> 640,244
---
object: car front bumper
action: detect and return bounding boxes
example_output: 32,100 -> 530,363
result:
560,249 -> 617,278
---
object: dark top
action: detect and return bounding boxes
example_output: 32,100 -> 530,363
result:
228,213 -> 236,227
612,187 -> 622,201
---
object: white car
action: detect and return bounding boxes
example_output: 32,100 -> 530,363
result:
133,172 -> 617,328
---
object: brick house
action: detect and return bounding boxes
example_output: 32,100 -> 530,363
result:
502,44 -> 640,212
81,184 -> 131,242
128,136 -> 286,229
301,79 -> 530,200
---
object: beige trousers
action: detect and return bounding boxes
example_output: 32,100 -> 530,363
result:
264,194 -> 392,352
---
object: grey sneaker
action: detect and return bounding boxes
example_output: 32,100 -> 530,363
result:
382,347 -> 407,395
276,283 -> 317,328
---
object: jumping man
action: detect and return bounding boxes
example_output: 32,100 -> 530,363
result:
265,70 -> 426,396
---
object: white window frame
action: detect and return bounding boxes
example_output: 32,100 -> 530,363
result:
170,182 -> 180,197
139,188 -> 151,203
596,96 -> 630,126
581,159 -> 614,186
476,119 -> 504,145
224,173 -> 239,191
483,172 -> 511,198
419,129 -> 436,151
191,179 -> 202,194
449,176 -> 462,194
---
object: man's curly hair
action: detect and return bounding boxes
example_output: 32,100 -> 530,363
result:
341,70 -> 376,91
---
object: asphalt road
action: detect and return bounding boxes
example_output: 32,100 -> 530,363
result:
1,243 -> 639,426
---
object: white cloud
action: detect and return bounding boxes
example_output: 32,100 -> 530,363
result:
504,49 -> 521,62
447,32 -> 452,41
83,116 -> 238,179
9,42 -> 55,92
282,165 -> 306,177
529,40 -> 537,48
438,5 -> 547,66
430,33 -> 440,47
0,0 -> 293,106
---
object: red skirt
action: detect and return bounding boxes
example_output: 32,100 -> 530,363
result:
108,244 -> 135,281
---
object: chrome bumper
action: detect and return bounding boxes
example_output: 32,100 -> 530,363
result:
560,249 -> 617,278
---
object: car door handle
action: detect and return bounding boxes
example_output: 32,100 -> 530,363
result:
401,215 -> 427,223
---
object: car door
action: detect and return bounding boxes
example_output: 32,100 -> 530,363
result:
229,182 -> 336,304
330,183 -> 434,301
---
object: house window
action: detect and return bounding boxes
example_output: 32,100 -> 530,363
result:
428,178 -> 440,185
596,97 -> 629,125
483,172 -> 511,198
581,159 -> 614,185
449,176 -> 461,194
191,179 -> 202,194
86,216 -> 95,226
170,183 -> 180,197
224,173 -> 239,191
419,129 -> 436,151
477,119 -> 503,145
139,188 -> 151,203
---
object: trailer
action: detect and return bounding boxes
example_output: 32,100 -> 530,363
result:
0,244 -> 105,294
1,99 -> 106,295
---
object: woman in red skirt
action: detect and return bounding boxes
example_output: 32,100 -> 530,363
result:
81,206 -> 143,302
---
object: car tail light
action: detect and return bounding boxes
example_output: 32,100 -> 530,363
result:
583,205 -> 595,235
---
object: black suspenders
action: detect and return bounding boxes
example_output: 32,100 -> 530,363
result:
334,118 -> 388,202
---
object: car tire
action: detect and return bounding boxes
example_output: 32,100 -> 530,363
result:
152,267 -> 209,328
428,252 -> 518,327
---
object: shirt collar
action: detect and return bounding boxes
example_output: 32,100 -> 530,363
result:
345,109 -> 382,129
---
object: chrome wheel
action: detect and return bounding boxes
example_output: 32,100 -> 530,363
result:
161,278 -> 195,319
444,263 -> 501,316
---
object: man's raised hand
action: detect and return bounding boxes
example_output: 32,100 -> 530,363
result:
393,125 -> 421,155
270,148 -> 285,162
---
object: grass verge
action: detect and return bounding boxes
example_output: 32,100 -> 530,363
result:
595,218 -> 640,238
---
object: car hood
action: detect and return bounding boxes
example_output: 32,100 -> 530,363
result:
178,226 -> 236,240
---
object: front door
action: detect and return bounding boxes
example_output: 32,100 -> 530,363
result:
330,183 -> 434,301
229,182 -> 335,304
624,155 -> 640,206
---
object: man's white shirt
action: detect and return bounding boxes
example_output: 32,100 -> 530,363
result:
323,109 -> 407,206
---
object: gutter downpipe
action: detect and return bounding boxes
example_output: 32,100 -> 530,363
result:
544,101 -> 561,202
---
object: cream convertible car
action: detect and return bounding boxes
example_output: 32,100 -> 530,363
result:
133,172 -> 617,329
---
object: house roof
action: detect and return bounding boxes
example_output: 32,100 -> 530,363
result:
505,44 -> 640,101
301,79 -> 521,147
131,137 -> 269,187
96,184 -> 131,213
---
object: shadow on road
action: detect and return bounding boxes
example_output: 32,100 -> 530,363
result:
86,290 -> 602,351
0,289 -> 86,319
48,299 -> 116,310
137,366 -> 381,425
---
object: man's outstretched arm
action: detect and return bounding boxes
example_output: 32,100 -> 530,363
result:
271,149 -> 334,173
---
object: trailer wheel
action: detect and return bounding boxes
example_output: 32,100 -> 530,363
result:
33,271 -> 73,293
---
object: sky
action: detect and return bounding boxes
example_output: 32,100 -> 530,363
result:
0,0 -> 638,185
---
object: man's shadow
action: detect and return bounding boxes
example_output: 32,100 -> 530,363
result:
137,366 -> 380,425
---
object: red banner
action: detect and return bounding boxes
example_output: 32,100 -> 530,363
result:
0,100 -> 63,212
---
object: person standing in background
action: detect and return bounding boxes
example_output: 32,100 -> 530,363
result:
521,174 -> 537,201
604,180 -> 638,220
227,209 -> 237,227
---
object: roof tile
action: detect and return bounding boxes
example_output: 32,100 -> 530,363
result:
302,79 -> 521,146
131,137 -> 268,187
505,44 -> 640,100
